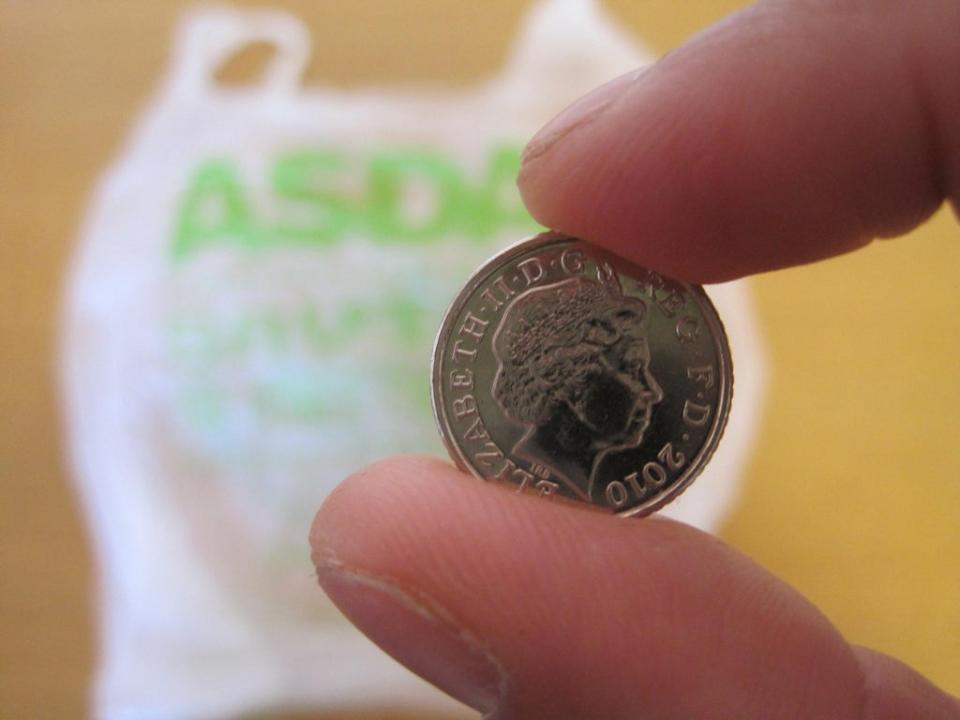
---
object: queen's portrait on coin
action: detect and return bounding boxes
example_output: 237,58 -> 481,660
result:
491,274 -> 664,502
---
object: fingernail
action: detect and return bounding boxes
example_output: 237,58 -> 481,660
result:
317,565 -> 504,714
521,67 -> 646,168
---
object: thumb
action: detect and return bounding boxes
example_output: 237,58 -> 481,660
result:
310,457 -> 960,720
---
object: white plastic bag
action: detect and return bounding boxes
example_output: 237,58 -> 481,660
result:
61,2 -> 765,717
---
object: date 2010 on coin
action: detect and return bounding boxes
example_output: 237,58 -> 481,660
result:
431,232 -> 732,517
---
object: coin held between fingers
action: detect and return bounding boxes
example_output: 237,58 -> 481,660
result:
431,232 -> 733,517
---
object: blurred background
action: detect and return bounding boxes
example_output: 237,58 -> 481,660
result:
1,1 -> 958,718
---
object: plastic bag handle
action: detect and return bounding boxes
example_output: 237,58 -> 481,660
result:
548,0 -> 600,8
165,6 -> 310,99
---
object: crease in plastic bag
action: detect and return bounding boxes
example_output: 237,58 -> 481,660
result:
61,1 -> 766,717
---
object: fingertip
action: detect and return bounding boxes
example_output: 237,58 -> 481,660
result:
309,455 -> 869,719
309,454 -> 462,567
518,0 -> 953,282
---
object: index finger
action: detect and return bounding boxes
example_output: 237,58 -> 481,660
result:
517,0 -> 960,283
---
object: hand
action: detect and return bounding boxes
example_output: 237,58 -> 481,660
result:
310,1 -> 960,717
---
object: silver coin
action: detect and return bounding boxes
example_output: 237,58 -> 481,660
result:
431,232 -> 732,517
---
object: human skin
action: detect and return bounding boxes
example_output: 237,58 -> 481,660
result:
310,0 -> 960,718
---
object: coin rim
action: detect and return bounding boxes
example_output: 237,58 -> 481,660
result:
430,231 -> 733,518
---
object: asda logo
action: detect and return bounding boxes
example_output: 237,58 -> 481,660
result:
172,144 -> 537,261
